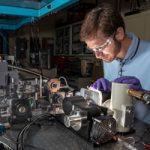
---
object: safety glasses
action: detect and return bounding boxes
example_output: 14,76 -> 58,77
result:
87,34 -> 114,53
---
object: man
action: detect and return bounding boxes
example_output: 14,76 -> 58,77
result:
80,3 -> 150,124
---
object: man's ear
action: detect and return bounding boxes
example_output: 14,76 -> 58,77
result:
115,27 -> 125,41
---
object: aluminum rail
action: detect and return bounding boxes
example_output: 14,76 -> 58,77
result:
8,64 -> 49,97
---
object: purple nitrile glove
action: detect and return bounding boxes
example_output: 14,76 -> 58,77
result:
90,77 -> 111,92
114,76 -> 143,91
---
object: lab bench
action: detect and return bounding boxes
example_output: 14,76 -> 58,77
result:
0,118 -> 150,150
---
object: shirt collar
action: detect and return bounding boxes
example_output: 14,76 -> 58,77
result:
123,32 -> 140,61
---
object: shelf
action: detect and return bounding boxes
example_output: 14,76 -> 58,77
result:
55,21 -> 93,56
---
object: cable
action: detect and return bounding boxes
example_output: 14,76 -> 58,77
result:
21,113 -> 53,150
59,76 -> 74,91
117,137 -> 137,150
0,140 -> 15,150
17,115 -> 43,150
59,76 -> 69,88
2,135 -> 20,144
117,135 -> 136,145
16,113 -> 53,150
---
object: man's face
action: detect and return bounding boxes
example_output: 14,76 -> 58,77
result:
85,35 -> 121,62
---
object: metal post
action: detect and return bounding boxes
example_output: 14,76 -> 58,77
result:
39,75 -> 42,98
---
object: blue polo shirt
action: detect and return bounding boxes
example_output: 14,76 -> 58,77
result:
103,32 -> 150,124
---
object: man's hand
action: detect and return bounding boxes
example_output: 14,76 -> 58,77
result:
90,77 -> 111,92
114,76 -> 143,91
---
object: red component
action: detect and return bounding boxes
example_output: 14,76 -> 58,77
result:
145,144 -> 150,149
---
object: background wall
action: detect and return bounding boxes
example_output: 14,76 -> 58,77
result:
7,0 -> 150,68
9,15 -> 56,65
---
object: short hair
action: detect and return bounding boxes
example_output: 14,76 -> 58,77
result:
80,3 -> 125,41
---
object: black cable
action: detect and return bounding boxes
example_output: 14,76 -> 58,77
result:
0,140 -> 15,150
16,113 -> 53,150
16,125 -> 27,150
2,135 -> 20,144
17,114 -> 47,150
21,114 -> 53,150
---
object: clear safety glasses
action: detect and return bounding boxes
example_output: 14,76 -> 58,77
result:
87,35 -> 114,53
